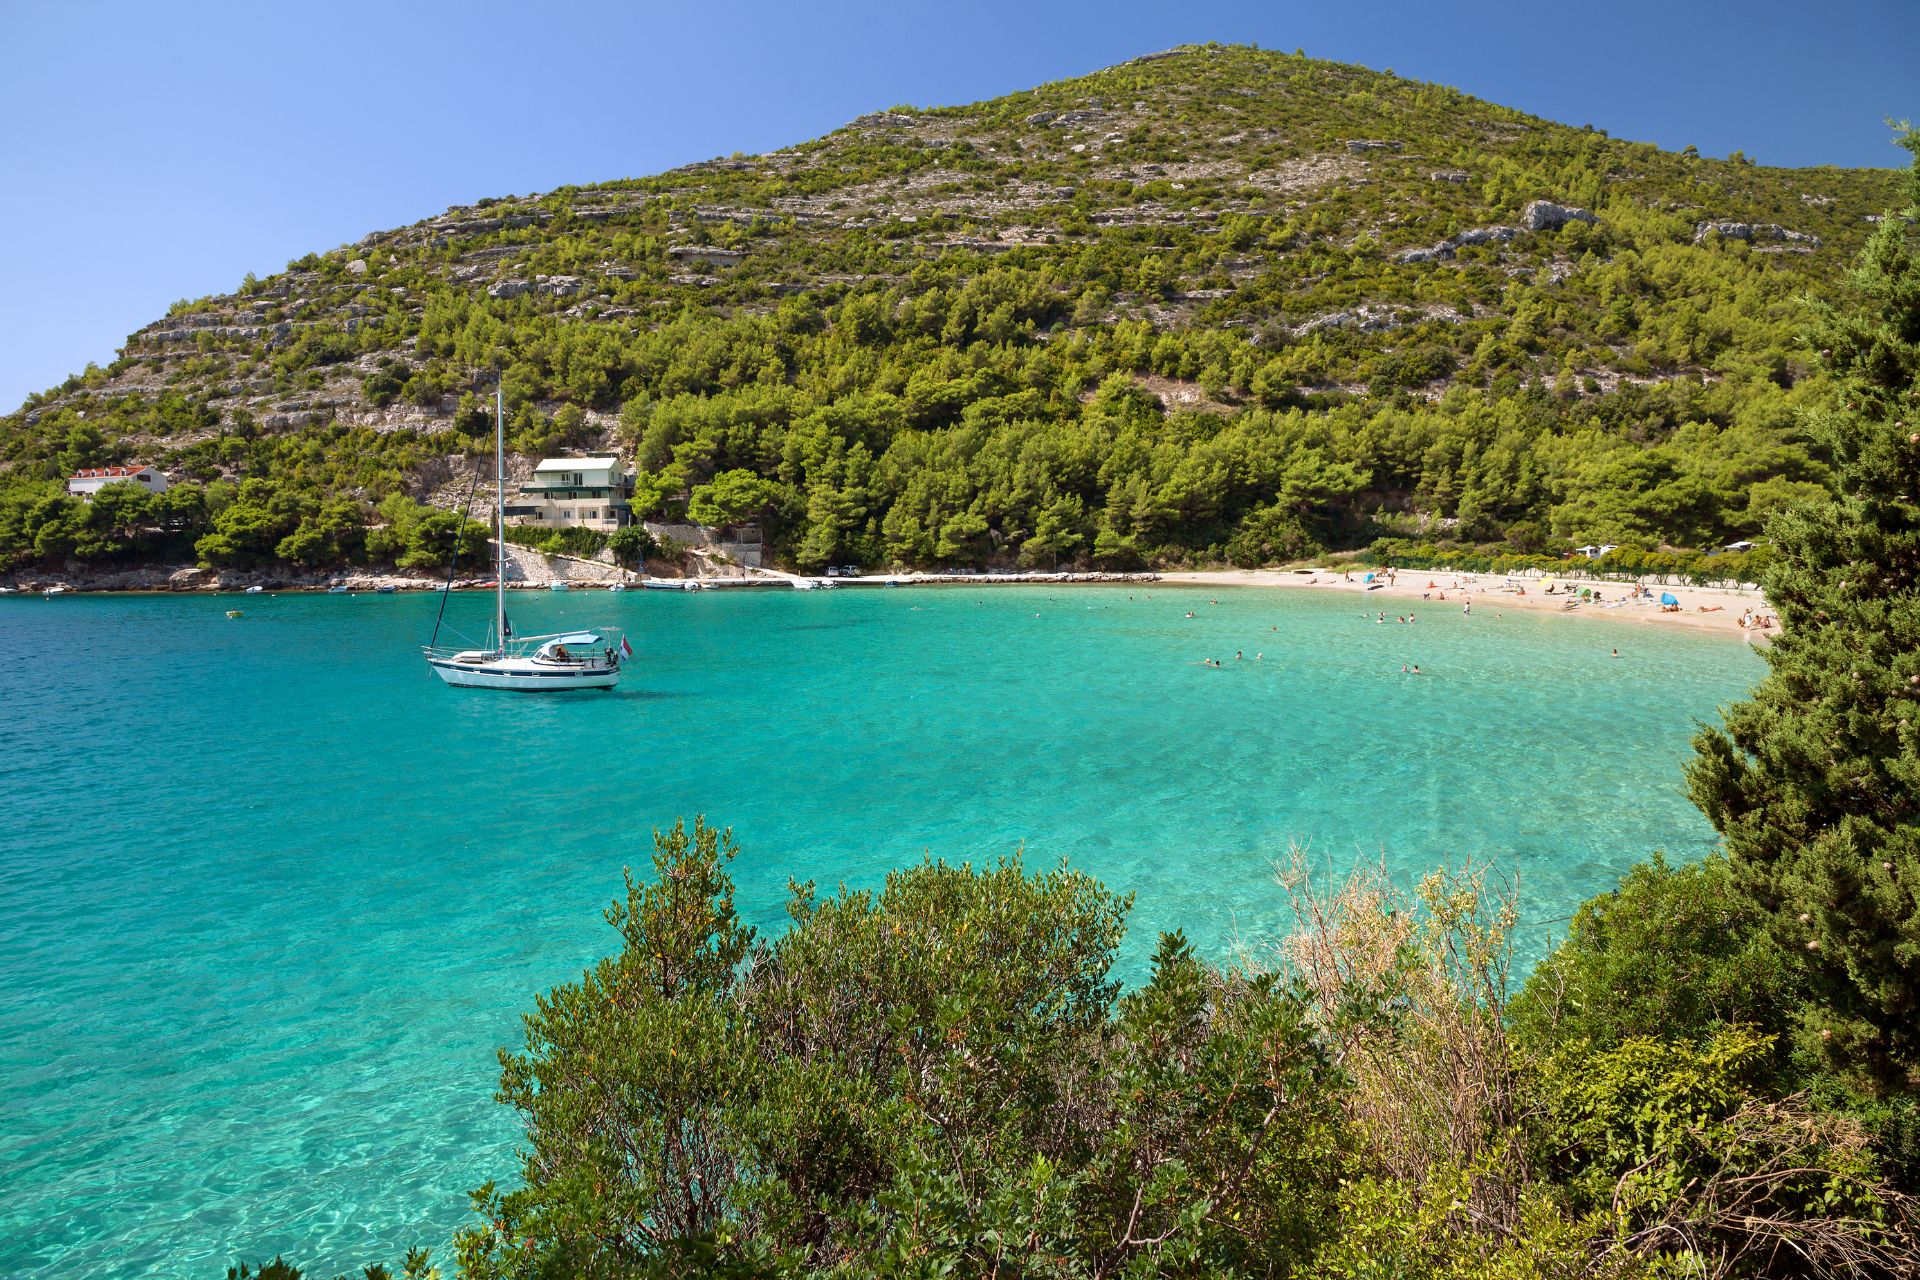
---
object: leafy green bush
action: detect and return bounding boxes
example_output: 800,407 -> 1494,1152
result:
1510,854 -> 1803,1061
500,523 -> 608,558
455,820 -> 1353,1278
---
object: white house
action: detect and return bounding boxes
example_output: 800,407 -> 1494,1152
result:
505,456 -> 632,530
1572,543 -> 1619,560
67,466 -> 169,500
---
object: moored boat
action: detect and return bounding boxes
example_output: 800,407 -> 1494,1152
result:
422,388 -> 626,692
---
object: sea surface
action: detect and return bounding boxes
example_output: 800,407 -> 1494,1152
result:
0,585 -> 1764,1277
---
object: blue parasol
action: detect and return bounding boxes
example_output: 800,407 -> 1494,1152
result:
1660,591 -> 1679,606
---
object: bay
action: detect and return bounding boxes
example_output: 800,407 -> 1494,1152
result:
0,585 -> 1762,1277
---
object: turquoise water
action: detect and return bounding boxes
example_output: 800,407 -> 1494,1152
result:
0,586 -> 1762,1277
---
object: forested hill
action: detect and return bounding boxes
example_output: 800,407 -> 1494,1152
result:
2,43 -> 1907,575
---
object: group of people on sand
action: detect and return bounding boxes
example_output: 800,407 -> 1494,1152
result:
1738,608 -> 1777,631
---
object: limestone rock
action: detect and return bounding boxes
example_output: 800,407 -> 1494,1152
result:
1520,200 -> 1596,232
1693,220 -> 1823,249
1394,223 -> 1518,263
344,258 -> 368,276
1346,139 -> 1402,154
487,279 -> 533,299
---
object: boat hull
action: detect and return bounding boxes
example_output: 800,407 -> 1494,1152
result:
425,656 -> 620,691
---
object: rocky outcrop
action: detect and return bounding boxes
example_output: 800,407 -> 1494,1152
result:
1396,201 -> 1594,263
665,245 -> 746,266
1520,200 -> 1595,232
487,279 -> 533,299
1346,139 -> 1402,154
1395,224 -> 1517,263
1693,220 -> 1822,248
1290,303 -> 1466,338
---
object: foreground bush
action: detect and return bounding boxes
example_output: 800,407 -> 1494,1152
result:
223,830 -> 1917,1278
454,819 -> 1352,1278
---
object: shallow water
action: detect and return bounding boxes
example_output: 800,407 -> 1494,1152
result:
0,585 -> 1762,1276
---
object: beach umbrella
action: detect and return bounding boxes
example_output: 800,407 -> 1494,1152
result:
1660,592 -> 1679,606
1363,572 -> 1375,583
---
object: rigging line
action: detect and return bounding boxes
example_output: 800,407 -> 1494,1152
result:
428,460 -> 487,649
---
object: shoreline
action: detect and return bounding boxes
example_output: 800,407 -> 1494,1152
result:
3,562 -> 1772,642
1154,568 -> 1773,642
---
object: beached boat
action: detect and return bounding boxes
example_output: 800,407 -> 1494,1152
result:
422,389 -> 626,692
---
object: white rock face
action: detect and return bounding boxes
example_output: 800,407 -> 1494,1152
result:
1520,200 -> 1596,232
1693,220 -> 1823,248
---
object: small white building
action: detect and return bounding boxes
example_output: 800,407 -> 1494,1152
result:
1573,543 -> 1619,559
505,456 -> 632,530
68,466 -> 169,500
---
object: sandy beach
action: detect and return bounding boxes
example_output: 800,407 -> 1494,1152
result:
1155,567 -> 1774,643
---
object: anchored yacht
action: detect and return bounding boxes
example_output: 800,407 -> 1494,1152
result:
422,388 -> 626,692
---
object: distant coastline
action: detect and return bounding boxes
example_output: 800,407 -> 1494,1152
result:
3,558 -> 1771,641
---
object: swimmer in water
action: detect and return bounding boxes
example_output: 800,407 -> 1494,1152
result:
1235,650 -> 1243,660
1611,647 -> 1621,658
1411,664 -> 1423,675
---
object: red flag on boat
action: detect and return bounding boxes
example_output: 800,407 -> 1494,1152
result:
619,636 -> 633,658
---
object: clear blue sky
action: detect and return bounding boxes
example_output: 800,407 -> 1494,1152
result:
2,0 -> 1914,412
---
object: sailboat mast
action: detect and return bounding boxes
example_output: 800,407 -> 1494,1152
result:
495,385 -> 507,651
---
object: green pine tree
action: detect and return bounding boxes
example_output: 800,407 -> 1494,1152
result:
1687,126 -> 1920,1084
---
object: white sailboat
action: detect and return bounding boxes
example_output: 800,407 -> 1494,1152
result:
423,389 -> 626,692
